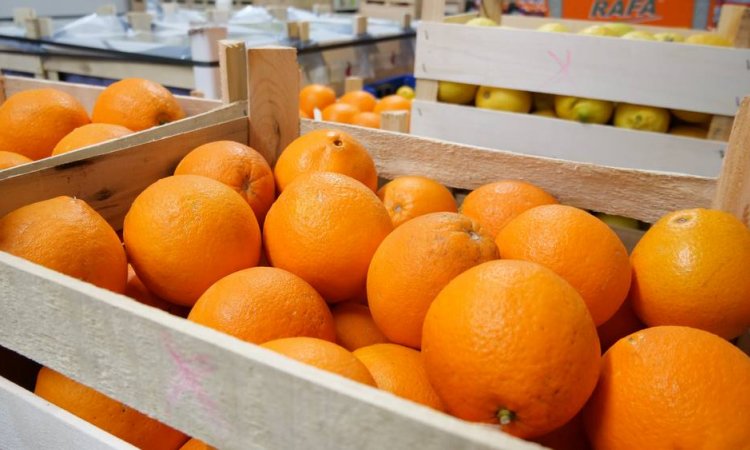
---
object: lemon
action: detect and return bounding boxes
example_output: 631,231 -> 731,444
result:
685,33 -> 733,47
614,104 -> 670,133
671,109 -> 712,124
396,85 -> 415,100
438,81 -> 477,105
654,32 -> 685,43
537,23 -> 569,33
621,30 -> 655,41
466,17 -> 498,27
532,110 -> 557,118
603,23 -> 634,37
533,92 -> 555,111
670,125 -> 708,139
578,25 -> 616,37
554,96 -> 614,124
475,87 -> 532,113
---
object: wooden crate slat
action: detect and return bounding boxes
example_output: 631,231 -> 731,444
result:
411,99 -> 726,177
0,253 -> 543,450
2,76 -> 221,117
0,104 -> 248,229
0,375 -> 135,450
301,119 -> 716,223
415,22 -> 750,115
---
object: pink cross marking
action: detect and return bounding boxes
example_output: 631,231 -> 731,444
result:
163,333 -> 222,420
547,49 -> 572,84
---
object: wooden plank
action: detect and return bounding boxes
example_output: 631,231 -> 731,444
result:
247,47 -> 299,166
0,253 -> 544,450
302,119 -> 716,223
415,22 -> 750,116
0,52 -> 45,76
0,106 -> 248,229
713,97 -> 750,225
219,40 -> 248,103
717,5 -> 750,46
380,110 -> 409,132
410,100 -> 726,177
479,0 -> 502,23
42,57 -> 195,90
0,376 -> 135,450
1,76 -> 220,116
414,0 -> 444,102
345,76 -> 364,93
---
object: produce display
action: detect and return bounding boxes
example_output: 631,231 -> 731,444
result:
1,84 -> 749,448
433,20 -> 735,139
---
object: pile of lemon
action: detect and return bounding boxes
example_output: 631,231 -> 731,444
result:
437,19 -> 731,138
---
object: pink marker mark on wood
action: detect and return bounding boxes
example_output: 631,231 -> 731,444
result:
547,50 -> 574,86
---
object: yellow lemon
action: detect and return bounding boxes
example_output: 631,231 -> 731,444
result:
621,30 -> 655,41
475,87 -> 532,113
466,17 -> 498,27
554,96 -> 614,124
532,110 -> 557,118
596,213 -> 640,230
603,23 -> 634,37
537,23 -> 569,33
614,104 -> 670,133
685,33 -> 733,47
578,25 -> 616,37
670,125 -> 708,139
437,81 -> 478,105
396,86 -> 415,100
671,109 -> 712,124
654,32 -> 685,43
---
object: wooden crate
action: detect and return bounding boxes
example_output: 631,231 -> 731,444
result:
1,42 -> 749,449
360,0 -> 463,21
0,74 -> 224,180
411,2 -> 750,178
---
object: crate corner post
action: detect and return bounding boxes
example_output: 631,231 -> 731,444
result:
712,97 -> 750,225
247,46 -> 301,167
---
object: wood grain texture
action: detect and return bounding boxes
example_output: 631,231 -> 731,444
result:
247,47 -> 299,166
219,40 -> 248,104
0,253 -> 545,450
1,76 -> 220,116
42,57 -> 195,90
345,76 -> 364,93
415,22 -> 750,115
302,119 -> 716,223
0,376 -> 134,450
713,97 -> 750,225
410,100 -> 725,177
479,0 -> 502,23
0,106 -> 248,229
380,111 -> 410,133
717,5 -> 750,47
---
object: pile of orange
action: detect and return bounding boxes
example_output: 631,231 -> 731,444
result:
2,120 -> 750,449
0,78 -> 185,170
298,83 -> 412,130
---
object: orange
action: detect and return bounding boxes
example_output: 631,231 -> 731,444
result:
368,212 -> 498,348
534,413 -> 591,450
583,326 -> 750,450
35,367 -> 188,450
125,265 -> 190,317
350,111 -> 381,129
377,176 -> 457,227
92,78 -> 185,131
339,90 -> 377,112
180,439 -> 214,450
299,84 -> 336,117
460,180 -> 558,238
0,88 -> 90,160
299,109 -> 311,119
374,95 -> 412,113
261,337 -> 376,386
353,343 -> 445,411
188,267 -> 335,344
322,102 -> 359,124
331,302 -> 388,351
274,129 -> 378,193
630,208 -> 750,339
123,175 -> 260,306
0,196 -> 126,293
174,140 -> 275,224
264,172 -> 392,302
496,205 -> 631,326
0,151 -> 32,170
596,298 -> 644,353
422,260 -> 601,438
51,123 -> 133,155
